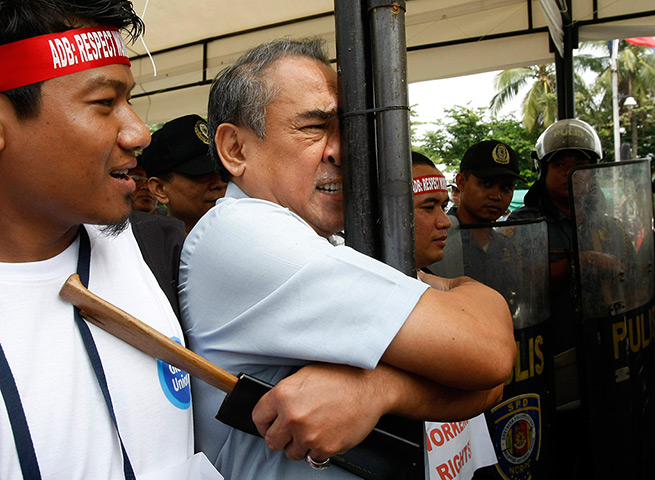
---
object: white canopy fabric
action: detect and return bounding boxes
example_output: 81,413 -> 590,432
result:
128,0 -> 655,124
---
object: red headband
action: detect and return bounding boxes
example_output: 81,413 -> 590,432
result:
413,174 -> 447,196
0,27 -> 130,92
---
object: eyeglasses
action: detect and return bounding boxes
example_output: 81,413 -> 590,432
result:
129,175 -> 148,185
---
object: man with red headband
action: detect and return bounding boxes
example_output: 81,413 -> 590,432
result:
0,1 -> 220,478
411,152 -> 452,270
411,152 -> 498,479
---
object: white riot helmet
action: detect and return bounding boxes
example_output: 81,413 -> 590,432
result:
534,118 -> 603,164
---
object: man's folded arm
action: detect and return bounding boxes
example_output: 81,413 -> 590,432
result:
383,274 -> 516,390
253,362 -> 504,460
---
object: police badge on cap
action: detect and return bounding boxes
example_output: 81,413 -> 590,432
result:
194,120 -> 210,145
140,114 -> 216,177
460,140 -> 524,181
492,143 -> 510,165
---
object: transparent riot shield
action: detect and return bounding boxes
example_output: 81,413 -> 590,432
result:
430,218 -> 554,480
569,159 -> 655,480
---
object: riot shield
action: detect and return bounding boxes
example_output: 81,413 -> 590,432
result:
430,218 -> 555,480
569,159 -> 655,480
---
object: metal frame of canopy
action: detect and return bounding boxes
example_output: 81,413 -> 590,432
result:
127,0 -> 655,124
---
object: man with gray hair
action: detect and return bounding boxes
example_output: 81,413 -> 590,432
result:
179,37 -> 515,479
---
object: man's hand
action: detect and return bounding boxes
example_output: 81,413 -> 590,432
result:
252,363 -> 386,462
251,361 -> 505,462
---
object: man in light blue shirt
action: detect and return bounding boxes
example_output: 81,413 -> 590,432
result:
179,38 -> 516,479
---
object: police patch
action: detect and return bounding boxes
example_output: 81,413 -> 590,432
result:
194,120 -> 210,145
490,394 -> 541,480
492,143 -> 510,165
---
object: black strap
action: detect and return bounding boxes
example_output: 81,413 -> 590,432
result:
74,227 -> 136,480
0,227 -> 135,479
0,344 -> 42,480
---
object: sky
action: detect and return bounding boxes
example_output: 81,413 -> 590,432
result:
408,70 -> 524,138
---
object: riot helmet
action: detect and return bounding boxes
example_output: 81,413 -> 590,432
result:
534,119 -> 603,165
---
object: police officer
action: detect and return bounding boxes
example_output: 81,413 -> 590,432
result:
141,114 -> 228,235
510,118 -> 603,479
511,119 -> 602,372
435,140 -> 523,302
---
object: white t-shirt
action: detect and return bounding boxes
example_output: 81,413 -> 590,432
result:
0,224 -> 193,479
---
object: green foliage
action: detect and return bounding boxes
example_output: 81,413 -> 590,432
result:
411,105 -> 539,188
624,104 -> 655,158
412,41 -> 655,184
415,106 -> 488,168
577,41 -> 655,161
490,64 -> 557,132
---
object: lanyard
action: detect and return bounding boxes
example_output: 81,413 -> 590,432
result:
0,227 -> 135,479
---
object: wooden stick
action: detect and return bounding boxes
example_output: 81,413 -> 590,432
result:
59,274 -> 238,393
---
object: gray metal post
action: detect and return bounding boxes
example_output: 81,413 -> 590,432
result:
366,3 -> 425,479
555,0 -> 576,119
368,0 -> 416,277
334,0 -> 380,258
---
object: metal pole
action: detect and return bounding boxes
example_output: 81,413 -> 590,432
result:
611,39 -> 621,161
334,0 -> 380,258
555,0 -> 575,120
368,0 -> 416,277
367,3 -> 425,476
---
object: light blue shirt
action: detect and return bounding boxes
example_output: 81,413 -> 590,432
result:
179,183 -> 428,479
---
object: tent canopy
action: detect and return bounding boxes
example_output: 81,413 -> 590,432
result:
128,0 -> 655,124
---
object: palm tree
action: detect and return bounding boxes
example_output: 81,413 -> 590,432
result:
489,65 -> 557,132
584,41 -> 655,157
489,63 -> 593,133
591,42 -> 655,104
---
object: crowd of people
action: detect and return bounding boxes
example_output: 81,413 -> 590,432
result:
1,1 -> 651,480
